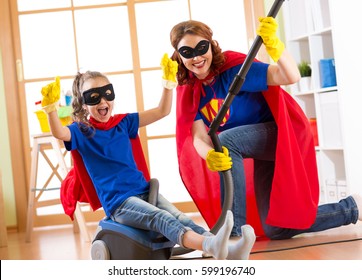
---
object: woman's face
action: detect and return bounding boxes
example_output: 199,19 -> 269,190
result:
82,77 -> 114,123
177,34 -> 213,80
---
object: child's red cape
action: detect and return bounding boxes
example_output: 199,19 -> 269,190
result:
176,51 -> 319,236
60,114 -> 150,220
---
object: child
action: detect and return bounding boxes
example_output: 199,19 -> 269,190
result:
40,55 -> 256,260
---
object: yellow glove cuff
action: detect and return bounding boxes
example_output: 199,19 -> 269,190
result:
162,79 -> 177,90
206,146 -> 232,172
42,102 -> 59,114
265,39 -> 285,62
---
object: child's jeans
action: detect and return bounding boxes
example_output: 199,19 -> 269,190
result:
111,193 -> 207,246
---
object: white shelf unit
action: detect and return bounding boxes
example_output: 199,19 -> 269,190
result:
283,0 -> 347,204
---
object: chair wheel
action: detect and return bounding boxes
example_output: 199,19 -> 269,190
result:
91,240 -> 110,260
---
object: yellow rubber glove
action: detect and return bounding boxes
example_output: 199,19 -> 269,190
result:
41,76 -> 61,113
160,53 -> 178,89
257,17 -> 285,62
206,146 -> 233,172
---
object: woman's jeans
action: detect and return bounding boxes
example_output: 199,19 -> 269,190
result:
110,193 -> 207,246
219,121 -> 359,239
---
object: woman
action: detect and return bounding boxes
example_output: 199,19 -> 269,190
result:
170,18 -> 361,239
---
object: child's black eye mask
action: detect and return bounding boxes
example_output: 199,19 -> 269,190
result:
178,40 -> 210,59
82,84 -> 115,105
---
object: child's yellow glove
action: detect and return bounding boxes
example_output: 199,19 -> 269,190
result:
160,53 -> 178,89
41,76 -> 61,113
257,17 -> 285,62
206,146 -> 233,172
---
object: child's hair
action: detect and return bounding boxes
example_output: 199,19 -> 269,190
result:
71,70 -> 109,136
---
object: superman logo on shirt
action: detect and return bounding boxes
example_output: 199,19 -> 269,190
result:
200,98 -> 230,126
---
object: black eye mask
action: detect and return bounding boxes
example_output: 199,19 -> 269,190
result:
82,83 -> 115,105
178,40 -> 210,59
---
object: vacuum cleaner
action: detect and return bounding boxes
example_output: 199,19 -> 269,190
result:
91,0 -> 285,260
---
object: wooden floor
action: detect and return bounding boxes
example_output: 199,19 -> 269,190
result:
1,214 -> 362,260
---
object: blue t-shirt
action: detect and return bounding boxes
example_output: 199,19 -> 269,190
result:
64,113 -> 148,217
196,62 -> 274,131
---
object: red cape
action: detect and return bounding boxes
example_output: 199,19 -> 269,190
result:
176,51 -> 319,235
60,114 -> 150,220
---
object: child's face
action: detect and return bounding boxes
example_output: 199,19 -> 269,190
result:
82,77 -> 114,123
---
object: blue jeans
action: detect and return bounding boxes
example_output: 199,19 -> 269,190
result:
219,121 -> 359,239
110,192 -> 207,246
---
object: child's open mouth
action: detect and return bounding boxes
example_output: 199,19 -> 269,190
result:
98,107 -> 109,116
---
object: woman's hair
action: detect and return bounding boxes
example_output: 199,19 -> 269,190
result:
170,20 -> 225,85
71,70 -> 109,135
